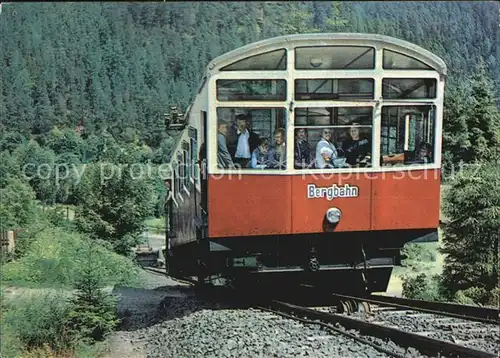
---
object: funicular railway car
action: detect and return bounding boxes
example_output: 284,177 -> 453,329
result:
163,33 -> 446,294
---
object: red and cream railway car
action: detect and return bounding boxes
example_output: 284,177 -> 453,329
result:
164,33 -> 446,294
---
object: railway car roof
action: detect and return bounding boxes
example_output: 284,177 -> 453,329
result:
205,33 -> 447,76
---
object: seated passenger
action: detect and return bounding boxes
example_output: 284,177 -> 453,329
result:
417,142 -> 433,163
267,128 -> 286,169
319,147 -> 335,168
294,128 -> 312,169
315,128 -> 338,169
250,138 -> 270,169
342,123 -> 370,166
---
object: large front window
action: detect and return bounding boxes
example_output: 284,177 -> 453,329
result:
295,46 -> 375,70
216,107 -> 287,170
294,107 -> 373,169
382,78 -> 437,99
217,80 -> 287,101
295,78 -> 374,100
381,105 -> 436,165
221,49 -> 287,71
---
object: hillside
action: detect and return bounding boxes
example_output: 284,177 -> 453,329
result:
0,1 -> 498,145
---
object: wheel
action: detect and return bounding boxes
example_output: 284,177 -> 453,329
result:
338,300 -> 349,314
359,301 -> 371,313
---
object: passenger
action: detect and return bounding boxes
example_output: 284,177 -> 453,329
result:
227,113 -> 260,168
250,138 -> 270,169
217,119 -> 236,169
418,142 -> 433,163
267,128 -> 287,169
319,147 -> 335,168
342,123 -> 370,166
294,128 -> 312,169
315,128 -> 338,169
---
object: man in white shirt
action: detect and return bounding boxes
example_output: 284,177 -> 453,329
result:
228,114 -> 260,168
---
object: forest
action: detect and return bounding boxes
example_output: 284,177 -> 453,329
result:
0,2 -> 498,143
0,2 -> 499,357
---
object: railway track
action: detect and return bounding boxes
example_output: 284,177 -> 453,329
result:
331,292 -> 499,325
142,266 -> 199,286
257,300 -> 496,358
141,269 -> 497,356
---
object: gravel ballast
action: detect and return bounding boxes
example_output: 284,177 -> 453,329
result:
143,303 -> 396,358
108,271 -> 404,357
363,309 -> 500,355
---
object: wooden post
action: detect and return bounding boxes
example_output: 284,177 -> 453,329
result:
7,230 -> 15,253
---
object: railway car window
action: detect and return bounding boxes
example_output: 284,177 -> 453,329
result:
182,141 -> 190,190
294,107 -> 373,169
173,162 -> 179,196
189,127 -> 198,183
220,49 -> 286,71
295,46 -> 375,70
295,79 -> 374,100
380,106 -> 436,166
382,78 -> 437,99
173,169 -> 178,196
216,107 -> 287,170
217,80 -> 286,101
177,153 -> 183,193
383,50 -> 434,70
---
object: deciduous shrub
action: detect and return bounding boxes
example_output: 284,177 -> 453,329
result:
402,273 -> 444,301
2,226 -> 141,288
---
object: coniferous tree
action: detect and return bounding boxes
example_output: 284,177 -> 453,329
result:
441,162 -> 500,305
1,2 -> 499,141
65,238 -> 119,343
466,59 -> 500,162
442,84 -> 471,174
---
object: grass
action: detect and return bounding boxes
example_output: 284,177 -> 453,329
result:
386,233 -> 444,296
1,288 -> 110,358
38,204 -> 76,221
144,217 -> 165,235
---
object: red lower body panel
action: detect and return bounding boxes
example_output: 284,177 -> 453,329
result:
208,170 -> 440,238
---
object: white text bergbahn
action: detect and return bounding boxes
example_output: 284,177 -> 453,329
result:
307,184 -> 359,200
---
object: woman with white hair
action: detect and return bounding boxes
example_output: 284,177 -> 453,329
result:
315,128 -> 338,168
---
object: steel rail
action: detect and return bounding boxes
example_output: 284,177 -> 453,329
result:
142,266 -> 198,286
257,305 -> 406,358
330,292 -> 499,325
263,300 -> 496,358
368,293 -> 499,324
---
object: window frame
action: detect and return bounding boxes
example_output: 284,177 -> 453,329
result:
382,49 -> 435,71
182,141 -> 190,192
294,46 -> 376,70
207,43 -> 444,175
216,79 -> 287,101
220,48 -> 287,72
189,126 -> 198,184
382,78 -> 437,100
294,78 -> 375,101
380,104 -> 437,166
293,106 -> 375,170
214,106 -> 289,172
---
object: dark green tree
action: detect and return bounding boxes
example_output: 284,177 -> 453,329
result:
0,177 -> 39,231
465,59 -> 500,162
442,84 -> 471,175
0,151 -> 21,188
14,140 -> 58,205
441,162 -> 500,305
73,162 -> 155,255
65,238 -> 119,343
